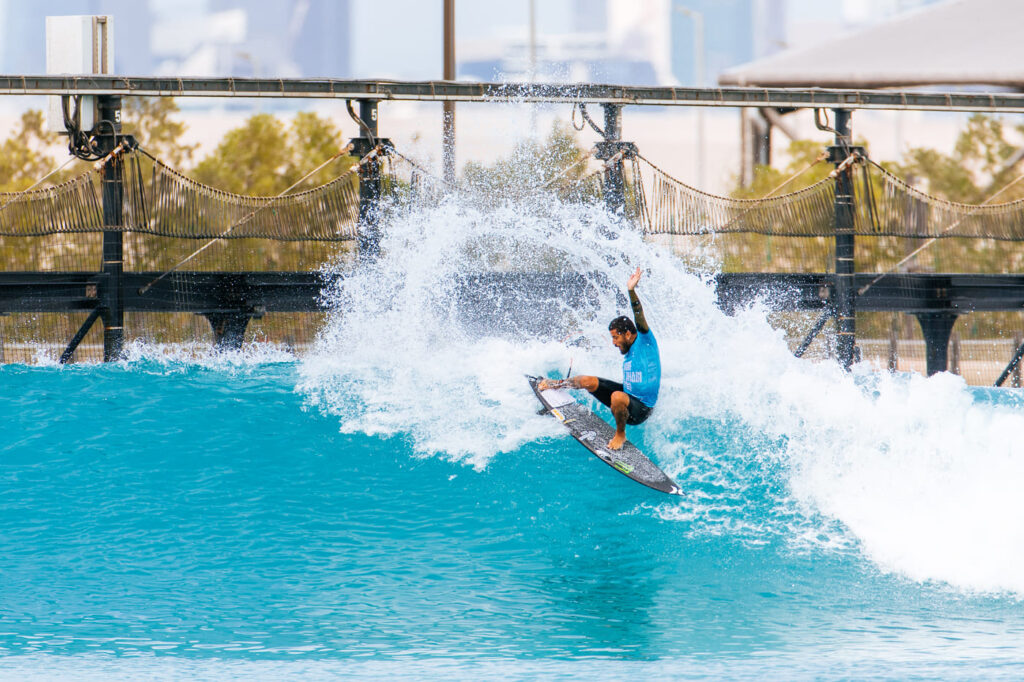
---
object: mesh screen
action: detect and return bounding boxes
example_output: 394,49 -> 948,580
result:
0,149 -> 360,362
3,147 -> 1024,384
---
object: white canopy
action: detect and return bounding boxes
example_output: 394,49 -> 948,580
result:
719,0 -> 1024,90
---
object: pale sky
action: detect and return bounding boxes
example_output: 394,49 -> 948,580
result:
349,1 -> 575,80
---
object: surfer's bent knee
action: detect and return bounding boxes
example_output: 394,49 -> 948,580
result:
610,391 -> 630,410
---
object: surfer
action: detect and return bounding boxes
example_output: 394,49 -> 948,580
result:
540,267 -> 661,450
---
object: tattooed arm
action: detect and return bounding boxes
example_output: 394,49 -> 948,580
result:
626,267 -> 649,334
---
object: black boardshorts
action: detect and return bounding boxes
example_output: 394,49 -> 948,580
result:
592,378 -> 654,425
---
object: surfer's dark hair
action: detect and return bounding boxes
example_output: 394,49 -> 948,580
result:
609,316 -> 636,335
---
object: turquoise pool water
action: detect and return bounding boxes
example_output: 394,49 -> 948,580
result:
3,359 -> 1024,679
5,197 -> 1024,679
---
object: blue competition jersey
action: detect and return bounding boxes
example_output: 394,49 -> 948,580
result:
622,330 -> 661,407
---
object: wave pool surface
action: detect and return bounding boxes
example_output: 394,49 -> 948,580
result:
2,360 -> 1024,679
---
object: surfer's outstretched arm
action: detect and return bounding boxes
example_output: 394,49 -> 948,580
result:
627,267 -> 649,334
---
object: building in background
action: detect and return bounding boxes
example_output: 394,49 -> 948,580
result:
0,0 -> 349,78
784,0 -> 943,58
0,0 -> 951,84
153,0 -> 350,78
0,0 -> 153,74
667,0 -> 945,88
290,0 -> 351,78
670,0 -> 754,87
459,0 -> 666,86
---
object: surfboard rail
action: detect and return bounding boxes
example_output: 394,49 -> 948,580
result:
528,375 -> 682,496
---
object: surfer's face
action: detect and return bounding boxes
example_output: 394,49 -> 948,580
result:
610,328 -> 635,355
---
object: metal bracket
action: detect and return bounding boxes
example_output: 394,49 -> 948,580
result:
594,141 -> 637,161
826,145 -> 865,164
348,137 -> 393,159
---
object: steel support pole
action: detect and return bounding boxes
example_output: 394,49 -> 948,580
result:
832,109 -> 856,369
602,104 -> 625,215
442,0 -> 456,184
204,312 -> 253,350
1015,331 -> 1023,387
793,309 -> 833,359
99,95 -> 124,361
916,312 -> 959,376
995,331 -> 1024,387
356,99 -> 382,261
60,308 -> 102,364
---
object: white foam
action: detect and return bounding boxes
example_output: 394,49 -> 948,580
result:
297,168 -> 1024,595
117,339 -> 297,370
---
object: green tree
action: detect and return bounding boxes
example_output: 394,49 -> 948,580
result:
732,139 -> 832,200
721,116 -> 1024,340
890,113 -> 1024,203
182,111 -> 358,270
193,113 -> 291,195
120,96 -> 197,168
462,121 -> 597,201
731,115 -> 1024,207
192,111 -> 356,196
287,111 -> 354,187
0,110 -> 87,192
714,139 -> 841,274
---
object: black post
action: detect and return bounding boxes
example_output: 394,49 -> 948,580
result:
98,95 -> 124,361
1014,331 -> 1023,387
203,313 -> 253,350
888,316 -> 899,372
60,308 -> 103,364
752,112 -> 771,167
354,99 -> 382,261
793,309 -> 833,359
442,0 -> 456,184
915,312 -> 959,376
832,109 -> 856,370
950,331 -> 961,375
994,331 -> 1024,387
601,103 -> 625,215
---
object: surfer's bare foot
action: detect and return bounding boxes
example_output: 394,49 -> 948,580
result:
608,432 -> 626,450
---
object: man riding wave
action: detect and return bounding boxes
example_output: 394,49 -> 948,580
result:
540,267 -> 661,450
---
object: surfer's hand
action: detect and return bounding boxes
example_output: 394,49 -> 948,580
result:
539,379 -> 567,391
627,267 -> 642,291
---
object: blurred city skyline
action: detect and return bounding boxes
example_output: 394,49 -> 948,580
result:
0,0 -> 960,193
0,0 -> 943,87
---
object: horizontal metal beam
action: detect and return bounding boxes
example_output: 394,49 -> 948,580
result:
716,273 -> 1024,313
3,76 -> 1024,112
5,271 -> 1024,316
0,272 -> 328,314
0,272 -> 99,313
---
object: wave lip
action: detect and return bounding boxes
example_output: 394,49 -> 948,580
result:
296,183 -> 1024,597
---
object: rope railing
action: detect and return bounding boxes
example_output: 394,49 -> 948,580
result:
136,144 -> 373,294
0,171 -> 104,236
8,140 -> 1024,249
638,152 -> 838,237
857,159 -> 1024,294
129,146 -> 362,241
7,134 -> 1024,374
388,147 -> 458,194
857,158 -> 1024,240
388,144 -> 607,202
541,147 -> 598,190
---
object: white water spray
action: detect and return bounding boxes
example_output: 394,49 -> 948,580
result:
298,179 -> 1024,595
